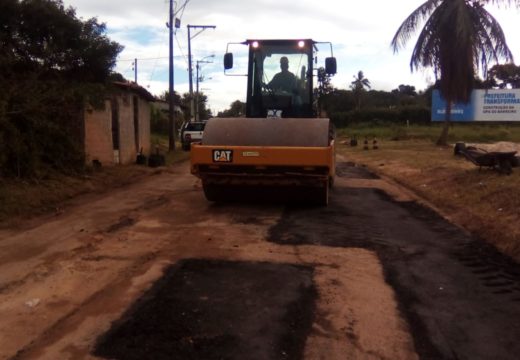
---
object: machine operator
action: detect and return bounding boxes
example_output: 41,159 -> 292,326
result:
268,56 -> 297,93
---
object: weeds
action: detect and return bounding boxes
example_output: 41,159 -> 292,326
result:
337,123 -> 520,144
0,134 -> 190,225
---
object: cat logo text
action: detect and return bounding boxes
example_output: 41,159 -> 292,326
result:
212,150 -> 233,163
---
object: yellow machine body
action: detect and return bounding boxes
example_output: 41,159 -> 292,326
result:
190,117 -> 335,204
190,39 -> 337,204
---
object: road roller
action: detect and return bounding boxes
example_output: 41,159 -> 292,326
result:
190,39 -> 337,205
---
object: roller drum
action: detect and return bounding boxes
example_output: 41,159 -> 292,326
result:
202,117 -> 331,147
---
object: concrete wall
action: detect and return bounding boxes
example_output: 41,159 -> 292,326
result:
116,92 -> 135,165
84,100 -> 114,165
138,96 -> 151,156
84,90 -> 151,166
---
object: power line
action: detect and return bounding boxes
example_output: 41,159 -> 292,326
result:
172,0 -> 192,67
166,0 -> 191,150
175,0 -> 191,19
174,33 -> 189,67
118,56 -> 183,62
167,0 -> 176,151
148,0 -> 170,85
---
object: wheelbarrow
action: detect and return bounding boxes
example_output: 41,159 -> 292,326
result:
454,142 -> 517,175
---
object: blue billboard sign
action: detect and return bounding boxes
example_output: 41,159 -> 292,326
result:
431,89 -> 520,122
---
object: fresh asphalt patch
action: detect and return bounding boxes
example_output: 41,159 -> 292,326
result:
93,162 -> 519,360
94,259 -> 316,360
269,162 -> 520,360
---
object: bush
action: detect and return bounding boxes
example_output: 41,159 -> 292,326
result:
150,106 -> 169,135
330,106 -> 430,128
0,0 -> 122,178
389,125 -> 410,141
0,81 -> 86,177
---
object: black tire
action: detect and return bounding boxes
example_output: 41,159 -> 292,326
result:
329,176 -> 335,188
311,183 -> 329,206
454,142 -> 466,156
202,183 -> 226,202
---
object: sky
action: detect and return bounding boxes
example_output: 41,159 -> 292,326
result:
61,0 -> 520,114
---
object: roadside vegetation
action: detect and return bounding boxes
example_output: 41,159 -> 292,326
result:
0,135 -> 189,226
151,133 -> 191,165
0,1 -> 194,225
337,127 -> 520,261
0,0 -> 123,178
338,123 -> 520,143
391,0 -> 515,145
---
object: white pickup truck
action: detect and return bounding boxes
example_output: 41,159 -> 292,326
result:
180,121 -> 206,151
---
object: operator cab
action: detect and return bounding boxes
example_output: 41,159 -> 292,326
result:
224,39 -> 336,118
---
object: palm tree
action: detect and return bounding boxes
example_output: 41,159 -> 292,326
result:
350,71 -> 371,110
392,0 -> 514,145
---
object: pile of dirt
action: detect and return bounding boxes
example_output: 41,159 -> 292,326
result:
468,141 -> 520,153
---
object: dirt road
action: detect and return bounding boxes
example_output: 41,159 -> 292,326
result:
0,160 -> 519,359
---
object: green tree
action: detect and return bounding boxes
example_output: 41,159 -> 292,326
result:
179,92 -> 212,121
196,93 -> 213,120
159,90 -> 182,105
392,84 -> 417,97
487,63 -> 520,88
217,100 -> 246,117
157,90 -> 184,131
365,90 -> 400,108
350,71 -> 371,110
0,0 -> 123,177
315,67 -> 334,115
391,85 -> 419,106
392,0 -> 514,145
321,90 -> 356,114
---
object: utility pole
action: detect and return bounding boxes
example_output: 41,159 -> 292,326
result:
133,58 -> 137,83
195,55 -> 214,121
187,24 -> 216,121
167,0 -> 176,152
195,61 -> 200,121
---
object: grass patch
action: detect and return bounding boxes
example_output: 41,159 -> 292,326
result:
338,138 -> 520,261
151,133 -> 190,165
338,123 -> 520,143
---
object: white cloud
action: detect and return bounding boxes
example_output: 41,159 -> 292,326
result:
62,0 -> 520,112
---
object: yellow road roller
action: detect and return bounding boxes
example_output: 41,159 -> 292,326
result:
191,39 -> 337,205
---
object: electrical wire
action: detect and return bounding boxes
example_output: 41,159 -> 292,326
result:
118,0 -> 191,77
174,32 -> 189,68
175,0 -> 191,18
118,56 -> 184,62
172,0 -> 190,68
116,0 -> 193,87
147,0 -> 170,85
